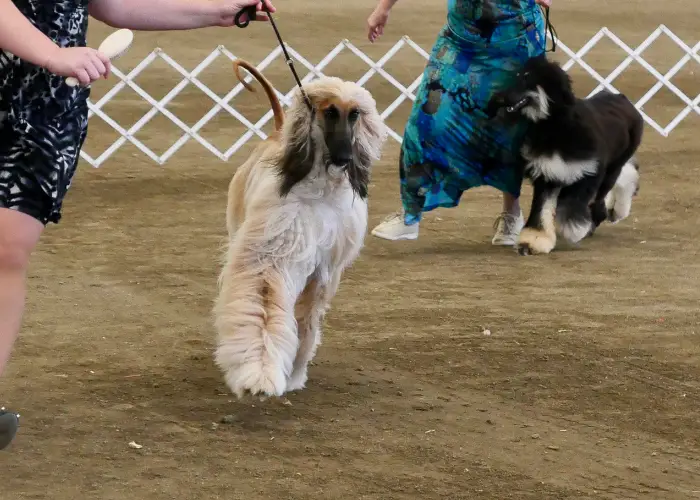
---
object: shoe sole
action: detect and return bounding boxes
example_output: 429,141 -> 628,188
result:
0,410 -> 19,450
371,229 -> 419,241
492,238 -> 517,246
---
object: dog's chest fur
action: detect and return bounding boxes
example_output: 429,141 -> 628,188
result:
522,145 -> 599,185
283,172 -> 367,288
520,106 -> 605,185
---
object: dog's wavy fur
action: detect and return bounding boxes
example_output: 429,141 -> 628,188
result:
488,55 -> 643,255
213,60 -> 388,398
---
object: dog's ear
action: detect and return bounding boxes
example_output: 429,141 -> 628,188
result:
547,60 -> 576,106
350,97 -> 389,199
278,106 -> 316,197
558,70 -> 576,106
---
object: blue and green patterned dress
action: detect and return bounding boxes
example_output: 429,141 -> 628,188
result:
400,0 -> 546,225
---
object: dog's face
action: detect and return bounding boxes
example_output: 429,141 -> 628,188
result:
488,56 -> 576,122
278,78 -> 388,199
316,98 -> 361,168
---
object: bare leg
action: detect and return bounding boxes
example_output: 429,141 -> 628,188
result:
0,209 -> 44,376
492,192 -> 525,246
502,192 -> 521,217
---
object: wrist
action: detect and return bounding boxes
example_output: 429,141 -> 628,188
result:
39,42 -> 62,70
377,0 -> 396,11
196,0 -> 225,27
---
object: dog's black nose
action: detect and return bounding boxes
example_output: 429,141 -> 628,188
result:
331,153 -> 352,166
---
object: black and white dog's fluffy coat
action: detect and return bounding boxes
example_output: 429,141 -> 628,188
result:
488,55 -> 644,255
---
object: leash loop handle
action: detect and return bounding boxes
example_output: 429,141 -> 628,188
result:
234,6 -> 257,28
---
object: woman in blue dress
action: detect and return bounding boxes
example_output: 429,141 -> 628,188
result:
368,0 -> 551,245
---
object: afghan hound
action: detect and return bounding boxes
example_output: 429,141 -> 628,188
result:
213,60 -> 388,399
488,55 -> 643,255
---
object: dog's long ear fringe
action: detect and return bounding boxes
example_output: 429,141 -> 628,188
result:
561,74 -> 576,106
550,60 -> 576,107
349,104 -> 389,199
347,158 -> 370,199
278,104 -> 316,197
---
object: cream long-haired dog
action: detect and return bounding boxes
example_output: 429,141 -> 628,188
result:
213,60 -> 388,399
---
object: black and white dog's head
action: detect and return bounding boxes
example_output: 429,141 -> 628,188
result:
488,56 -> 576,122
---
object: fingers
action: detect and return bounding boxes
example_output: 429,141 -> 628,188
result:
72,49 -> 111,86
94,50 -> 112,78
90,51 -> 109,80
75,68 -> 91,86
81,50 -> 110,84
368,24 -> 382,43
241,0 -> 275,14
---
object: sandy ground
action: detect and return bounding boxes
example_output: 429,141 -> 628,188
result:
3,1 -> 700,499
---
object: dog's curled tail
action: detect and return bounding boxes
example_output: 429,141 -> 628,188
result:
233,59 -> 284,132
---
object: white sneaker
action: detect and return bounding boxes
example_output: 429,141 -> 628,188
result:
491,212 -> 524,246
371,211 -> 419,241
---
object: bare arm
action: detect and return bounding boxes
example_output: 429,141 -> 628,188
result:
88,0 -> 276,31
89,0 -> 218,30
0,0 -> 60,67
377,0 -> 400,9
367,0 -> 400,43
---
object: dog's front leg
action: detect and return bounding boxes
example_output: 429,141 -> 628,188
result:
287,278 -> 323,392
287,270 -> 343,392
517,179 -> 561,256
214,260 -> 298,399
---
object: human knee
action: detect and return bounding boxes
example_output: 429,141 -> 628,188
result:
0,238 -> 35,271
0,211 -> 43,272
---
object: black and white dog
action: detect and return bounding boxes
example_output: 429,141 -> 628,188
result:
488,55 -> 644,255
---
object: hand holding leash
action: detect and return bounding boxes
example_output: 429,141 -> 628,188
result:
231,0 -> 313,110
232,0 -> 276,28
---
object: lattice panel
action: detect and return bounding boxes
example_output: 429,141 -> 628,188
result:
81,25 -> 699,167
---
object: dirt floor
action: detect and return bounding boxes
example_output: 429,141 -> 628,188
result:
3,1 -> 700,498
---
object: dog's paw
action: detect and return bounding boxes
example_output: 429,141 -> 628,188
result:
559,219 -> 593,244
285,368 -> 308,393
517,228 -> 556,256
607,207 -> 631,224
223,361 -> 287,399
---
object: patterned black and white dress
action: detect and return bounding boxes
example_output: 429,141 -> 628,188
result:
0,0 -> 90,225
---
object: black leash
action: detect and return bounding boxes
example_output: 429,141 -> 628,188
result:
542,5 -> 558,53
234,4 -> 314,111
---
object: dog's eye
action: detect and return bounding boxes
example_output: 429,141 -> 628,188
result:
348,109 -> 360,122
324,106 -> 339,120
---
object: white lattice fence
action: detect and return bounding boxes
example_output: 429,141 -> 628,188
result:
83,24 -> 699,168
